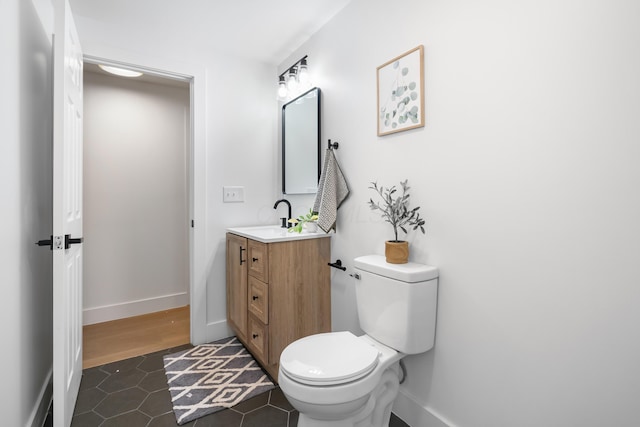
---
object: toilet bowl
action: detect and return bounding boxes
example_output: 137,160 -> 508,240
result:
278,255 -> 439,427
279,333 -> 402,426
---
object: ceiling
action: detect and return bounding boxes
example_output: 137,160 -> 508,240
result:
69,0 -> 353,65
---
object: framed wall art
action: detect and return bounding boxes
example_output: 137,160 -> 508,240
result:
376,45 -> 424,136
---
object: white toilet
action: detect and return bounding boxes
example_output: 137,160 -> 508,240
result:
278,255 -> 439,427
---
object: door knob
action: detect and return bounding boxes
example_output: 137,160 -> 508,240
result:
64,234 -> 83,249
35,235 -> 79,250
35,236 -> 54,250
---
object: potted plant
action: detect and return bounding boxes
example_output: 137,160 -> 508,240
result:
368,179 -> 425,264
288,208 -> 320,233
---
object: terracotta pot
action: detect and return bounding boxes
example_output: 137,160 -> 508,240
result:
385,241 -> 409,264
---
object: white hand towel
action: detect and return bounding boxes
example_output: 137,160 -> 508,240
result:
313,149 -> 349,232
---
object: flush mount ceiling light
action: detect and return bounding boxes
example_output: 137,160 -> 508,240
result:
277,55 -> 312,101
98,64 -> 143,78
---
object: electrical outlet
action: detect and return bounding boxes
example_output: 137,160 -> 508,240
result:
223,186 -> 244,203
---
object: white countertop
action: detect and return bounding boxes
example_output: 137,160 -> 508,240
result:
227,225 -> 332,243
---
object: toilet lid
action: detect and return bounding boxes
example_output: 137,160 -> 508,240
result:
280,331 -> 380,385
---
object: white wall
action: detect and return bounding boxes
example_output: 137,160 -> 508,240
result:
0,0 -> 54,425
82,70 -> 190,324
280,0 -> 640,426
71,9 -> 280,343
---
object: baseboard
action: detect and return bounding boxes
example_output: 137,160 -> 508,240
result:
393,388 -> 453,427
83,292 -> 189,325
27,368 -> 52,427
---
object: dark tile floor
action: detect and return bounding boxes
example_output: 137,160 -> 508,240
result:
45,344 -> 410,426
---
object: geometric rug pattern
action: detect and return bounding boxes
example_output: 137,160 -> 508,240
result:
163,336 -> 275,425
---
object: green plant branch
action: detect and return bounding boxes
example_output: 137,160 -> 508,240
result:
287,208 -> 319,233
368,179 -> 425,242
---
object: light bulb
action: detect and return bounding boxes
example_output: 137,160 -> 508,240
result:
277,77 -> 288,99
298,59 -> 310,87
287,67 -> 298,93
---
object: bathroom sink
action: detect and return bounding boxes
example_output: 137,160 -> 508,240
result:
227,225 -> 332,243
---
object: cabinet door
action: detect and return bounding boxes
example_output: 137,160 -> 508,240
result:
226,233 -> 248,341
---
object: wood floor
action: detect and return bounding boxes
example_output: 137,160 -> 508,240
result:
82,305 -> 190,369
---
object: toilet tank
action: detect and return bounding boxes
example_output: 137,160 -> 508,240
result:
353,255 -> 439,354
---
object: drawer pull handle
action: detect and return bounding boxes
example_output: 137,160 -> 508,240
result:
252,257 -> 259,262
252,333 -> 259,339
252,295 -> 259,300
239,247 -> 246,265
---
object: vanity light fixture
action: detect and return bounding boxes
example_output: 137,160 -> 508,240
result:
98,64 -> 143,78
277,55 -> 312,101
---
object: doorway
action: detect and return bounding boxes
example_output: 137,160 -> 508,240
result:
81,61 -> 192,365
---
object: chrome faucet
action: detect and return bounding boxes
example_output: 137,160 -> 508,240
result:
273,199 -> 292,228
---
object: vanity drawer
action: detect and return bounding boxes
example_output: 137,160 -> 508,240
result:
247,315 -> 269,364
248,276 -> 269,324
248,240 -> 269,282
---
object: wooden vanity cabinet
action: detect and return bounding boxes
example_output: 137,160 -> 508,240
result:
226,232 -> 331,381
226,233 -> 248,342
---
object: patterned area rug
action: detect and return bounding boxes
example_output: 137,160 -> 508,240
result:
163,336 -> 275,425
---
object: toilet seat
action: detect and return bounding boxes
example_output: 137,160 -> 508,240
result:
280,331 -> 380,386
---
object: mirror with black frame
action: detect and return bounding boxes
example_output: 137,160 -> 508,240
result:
282,87 -> 321,194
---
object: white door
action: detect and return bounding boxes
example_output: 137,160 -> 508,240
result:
53,0 -> 84,425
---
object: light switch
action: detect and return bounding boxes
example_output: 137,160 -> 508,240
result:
223,186 -> 244,203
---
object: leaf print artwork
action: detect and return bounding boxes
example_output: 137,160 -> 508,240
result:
376,46 -> 425,136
